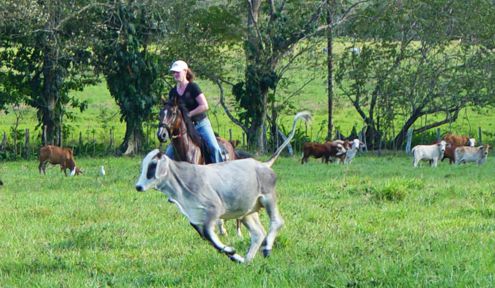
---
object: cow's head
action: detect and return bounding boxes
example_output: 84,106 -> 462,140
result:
69,167 -> 83,176
135,149 -> 169,192
335,144 -> 346,156
468,138 -> 476,147
350,139 -> 362,150
438,140 -> 447,152
481,145 -> 490,156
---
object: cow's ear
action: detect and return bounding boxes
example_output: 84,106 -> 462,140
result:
155,153 -> 169,178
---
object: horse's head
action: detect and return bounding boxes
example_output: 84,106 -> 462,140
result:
157,101 -> 182,143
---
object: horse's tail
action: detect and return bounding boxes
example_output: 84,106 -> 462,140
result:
264,111 -> 311,168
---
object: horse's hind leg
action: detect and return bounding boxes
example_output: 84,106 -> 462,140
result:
259,192 -> 284,257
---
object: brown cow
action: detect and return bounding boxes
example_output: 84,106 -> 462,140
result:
442,143 -> 458,164
443,133 -> 475,147
301,141 -> 346,164
39,145 -> 82,176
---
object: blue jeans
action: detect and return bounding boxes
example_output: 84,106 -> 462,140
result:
165,117 -> 224,163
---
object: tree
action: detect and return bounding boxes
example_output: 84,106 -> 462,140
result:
224,0 -> 328,153
91,0 -> 168,155
0,0 -> 101,145
335,0 -> 495,149
324,0 -> 369,140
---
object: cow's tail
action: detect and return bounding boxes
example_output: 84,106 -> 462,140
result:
264,111 -> 311,168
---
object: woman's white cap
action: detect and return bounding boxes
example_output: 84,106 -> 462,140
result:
170,60 -> 188,72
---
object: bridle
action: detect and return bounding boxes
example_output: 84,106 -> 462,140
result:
158,105 -> 186,142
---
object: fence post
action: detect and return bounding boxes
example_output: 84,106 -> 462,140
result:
478,127 -> 482,145
108,128 -> 114,152
1,132 -> 6,151
360,127 -> 368,152
78,131 -> 83,154
436,128 -> 441,142
405,127 -> 413,154
43,125 -> 47,146
24,129 -> 30,159
229,129 -> 232,142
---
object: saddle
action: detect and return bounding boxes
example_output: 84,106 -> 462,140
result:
200,138 -> 228,164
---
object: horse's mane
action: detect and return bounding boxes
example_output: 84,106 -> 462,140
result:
176,103 -> 203,147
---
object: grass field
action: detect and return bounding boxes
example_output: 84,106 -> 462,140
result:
1,153 -> 494,287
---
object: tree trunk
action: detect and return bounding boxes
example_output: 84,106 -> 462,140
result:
40,49 -> 63,146
120,119 -> 144,156
245,0 -> 266,153
393,110 -> 422,149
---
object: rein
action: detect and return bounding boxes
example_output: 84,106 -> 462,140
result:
171,128 -> 186,139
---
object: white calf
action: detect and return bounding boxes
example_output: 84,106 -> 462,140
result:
411,140 -> 447,167
455,145 -> 490,165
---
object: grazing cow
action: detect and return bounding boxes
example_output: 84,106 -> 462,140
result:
455,145 -> 490,165
411,141 -> 447,167
332,139 -> 365,164
39,145 -> 82,176
301,141 -> 346,164
135,111 -> 311,263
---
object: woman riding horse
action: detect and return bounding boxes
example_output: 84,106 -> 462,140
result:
161,60 -> 224,163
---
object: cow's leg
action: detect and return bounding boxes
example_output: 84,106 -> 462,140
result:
190,223 -> 205,239
301,153 -> 308,164
202,217 -> 245,263
39,161 -> 47,174
259,193 -> 284,257
236,219 -> 243,238
432,158 -> 438,167
241,213 -> 265,262
216,219 -> 228,236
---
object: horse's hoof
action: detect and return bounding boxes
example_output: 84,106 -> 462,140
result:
262,249 -> 271,257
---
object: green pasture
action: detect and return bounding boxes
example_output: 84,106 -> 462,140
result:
1,153 -> 494,287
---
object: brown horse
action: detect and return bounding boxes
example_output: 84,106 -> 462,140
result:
157,99 -> 241,236
157,100 -> 236,164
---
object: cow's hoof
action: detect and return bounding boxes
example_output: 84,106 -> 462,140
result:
229,254 -> 245,263
262,249 -> 271,257
222,246 -> 236,255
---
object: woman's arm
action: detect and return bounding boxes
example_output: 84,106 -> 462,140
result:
188,93 -> 209,117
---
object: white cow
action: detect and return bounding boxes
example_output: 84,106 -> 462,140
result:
333,139 -> 365,164
455,145 -> 490,165
135,112 -> 311,263
411,140 -> 447,167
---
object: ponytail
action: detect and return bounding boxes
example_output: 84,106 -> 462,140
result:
186,68 -> 195,82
